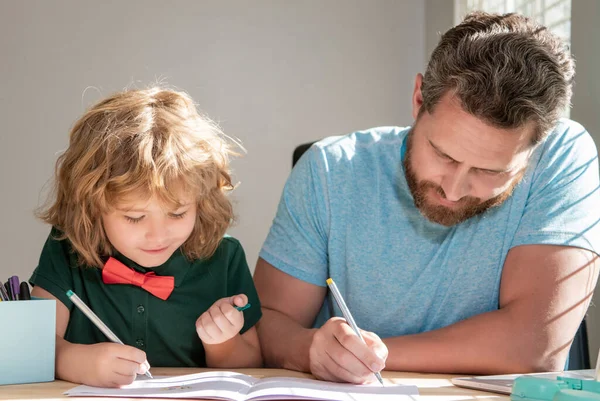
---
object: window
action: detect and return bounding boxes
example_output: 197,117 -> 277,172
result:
454,0 -> 572,117
455,0 -> 571,46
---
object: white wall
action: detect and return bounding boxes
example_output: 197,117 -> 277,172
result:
424,0 -> 454,62
0,0 -> 424,280
571,0 -> 600,369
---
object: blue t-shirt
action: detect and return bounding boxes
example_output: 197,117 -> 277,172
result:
259,119 -> 600,338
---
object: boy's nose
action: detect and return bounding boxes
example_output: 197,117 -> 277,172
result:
145,220 -> 168,241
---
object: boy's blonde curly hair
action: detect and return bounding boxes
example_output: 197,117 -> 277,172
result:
38,87 -> 238,268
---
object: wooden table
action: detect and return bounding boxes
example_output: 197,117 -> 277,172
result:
1,368 -> 509,400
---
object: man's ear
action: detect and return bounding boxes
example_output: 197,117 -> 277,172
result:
412,73 -> 424,120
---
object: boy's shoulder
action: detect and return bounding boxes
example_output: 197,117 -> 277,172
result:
188,235 -> 249,272
219,234 -> 243,250
44,227 -> 76,259
205,235 -> 245,260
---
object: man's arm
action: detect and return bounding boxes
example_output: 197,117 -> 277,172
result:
383,244 -> 599,374
254,258 -> 388,383
254,258 -> 325,372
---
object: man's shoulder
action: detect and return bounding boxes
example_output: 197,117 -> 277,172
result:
543,118 -> 597,155
309,126 -> 410,168
315,125 -> 409,150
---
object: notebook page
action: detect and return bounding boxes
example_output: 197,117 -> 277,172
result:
64,371 -> 257,400
246,376 -> 419,401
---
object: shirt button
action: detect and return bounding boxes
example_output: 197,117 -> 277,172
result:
137,305 -> 145,314
136,339 -> 145,347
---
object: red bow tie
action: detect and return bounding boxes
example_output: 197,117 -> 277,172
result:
102,257 -> 175,300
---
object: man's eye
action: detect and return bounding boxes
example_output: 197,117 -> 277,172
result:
437,152 -> 453,161
479,169 -> 502,176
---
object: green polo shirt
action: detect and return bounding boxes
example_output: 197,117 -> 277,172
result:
29,228 -> 262,367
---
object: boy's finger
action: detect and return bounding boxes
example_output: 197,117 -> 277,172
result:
136,363 -> 147,375
231,294 -> 248,307
119,345 -> 147,365
196,324 -> 213,343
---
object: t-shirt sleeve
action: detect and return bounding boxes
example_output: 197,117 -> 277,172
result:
511,121 -> 600,255
29,228 -> 76,309
258,145 -> 330,287
224,238 -> 262,334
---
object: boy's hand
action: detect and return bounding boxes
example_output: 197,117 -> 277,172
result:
78,342 -> 147,387
196,294 -> 248,345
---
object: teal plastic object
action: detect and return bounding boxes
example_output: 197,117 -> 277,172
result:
553,389 -> 600,401
511,376 -> 568,400
511,376 -> 600,401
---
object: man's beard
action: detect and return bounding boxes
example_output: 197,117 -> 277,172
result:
403,131 -> 525,227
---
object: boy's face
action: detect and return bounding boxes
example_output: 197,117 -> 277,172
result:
102,193 -> 197,267
406,74 -> 535,226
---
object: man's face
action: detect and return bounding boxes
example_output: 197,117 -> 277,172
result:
405,75 -> 535,226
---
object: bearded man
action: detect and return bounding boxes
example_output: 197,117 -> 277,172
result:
254,12 -> 600,383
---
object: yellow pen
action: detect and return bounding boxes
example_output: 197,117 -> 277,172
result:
326,278 -> 384,386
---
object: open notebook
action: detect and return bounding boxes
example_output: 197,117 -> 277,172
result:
65,371 -> 419,401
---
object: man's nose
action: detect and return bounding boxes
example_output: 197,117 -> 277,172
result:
441,166 -> 470,201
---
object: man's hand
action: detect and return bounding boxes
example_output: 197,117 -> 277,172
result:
309,317 -> 388,383
196,294 -> 248,345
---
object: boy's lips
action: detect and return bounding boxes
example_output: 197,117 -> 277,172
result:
142,246 -> 169,253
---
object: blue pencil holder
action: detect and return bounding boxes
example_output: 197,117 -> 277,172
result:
0,299 -> 55,385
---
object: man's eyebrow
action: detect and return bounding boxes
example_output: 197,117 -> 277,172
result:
428,139 -> 510,173
429,140 -> 459,162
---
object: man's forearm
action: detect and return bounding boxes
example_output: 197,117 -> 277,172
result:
257,308 -> 317,372
383,308 -> 567,374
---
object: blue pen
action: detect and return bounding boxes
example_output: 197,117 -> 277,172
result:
235,303 -> 251,312
8,276 -> 20,301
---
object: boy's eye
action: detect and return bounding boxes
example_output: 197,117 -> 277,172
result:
125,215 -> 144,223
169,211 -> 188,220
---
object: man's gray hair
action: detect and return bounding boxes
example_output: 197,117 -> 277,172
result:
421,12 -> 575,143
